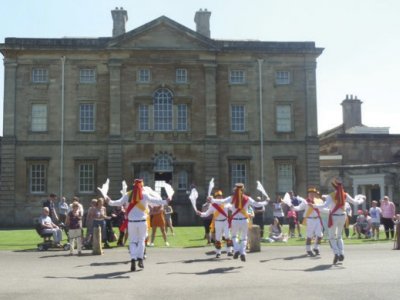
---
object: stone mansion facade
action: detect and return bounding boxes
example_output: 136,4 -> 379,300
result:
0,8 -> 322,226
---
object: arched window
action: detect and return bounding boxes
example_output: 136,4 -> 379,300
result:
153,88 -> 173,131
154,154 -> 173,172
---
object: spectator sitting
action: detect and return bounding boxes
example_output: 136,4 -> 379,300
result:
353,210 -> 372,239
39,207 -> 63,245
267,217 -> 287,242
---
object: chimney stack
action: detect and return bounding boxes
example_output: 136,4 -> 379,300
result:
341,94 -> 363,131
111,7 -> 128,37
194,9 -> 211,38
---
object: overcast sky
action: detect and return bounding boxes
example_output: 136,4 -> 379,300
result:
1,0 -> 400,136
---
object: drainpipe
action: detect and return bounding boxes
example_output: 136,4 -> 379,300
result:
60,56 -> 65,198
257,59 -> 264,185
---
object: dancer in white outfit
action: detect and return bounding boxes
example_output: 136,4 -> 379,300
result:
314,179 -> 364,264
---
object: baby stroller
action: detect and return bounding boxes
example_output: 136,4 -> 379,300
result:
35,220 -> 70,251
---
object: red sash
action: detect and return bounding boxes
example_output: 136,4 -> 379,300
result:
228,196 -> 249,227
119,188 -> 144,231
211,203 -> 228,219
328,192 -> 345,228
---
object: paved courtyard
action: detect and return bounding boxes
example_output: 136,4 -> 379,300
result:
1,242 -> 398,300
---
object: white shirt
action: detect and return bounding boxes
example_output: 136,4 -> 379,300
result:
211,196 -> 267,219
108,191 -> 166,221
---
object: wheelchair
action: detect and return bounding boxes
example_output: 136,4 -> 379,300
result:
35,220 -> 70,251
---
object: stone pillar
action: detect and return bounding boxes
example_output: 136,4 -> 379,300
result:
353,184 -> 359,213
108,60 -> 122,136
361,186 -> 367,211
203,63 -> 218,186
304,62 -> 320,188
3,58 -> 17,136
107,60 -> 123,197
248,225 -> 261,252
0,59 -> 18,226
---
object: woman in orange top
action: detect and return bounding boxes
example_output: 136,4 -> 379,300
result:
148,205 -> 169,246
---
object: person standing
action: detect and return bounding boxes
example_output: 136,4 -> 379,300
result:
369,200 -> 382,240
291,187 -> 324,256
252,197 -> 265,238
197,190 -> 233,258
148,204 -> 169,247
105,179 -> 167,272
43,193 -> 59,223
58,197 -> 69,224
380,196 -> 396,240
289,191 -> 303,238
314,179 -> 365,264
273,196 -> 285,226
210,183 -> 267,262
164,204 -> 175,236
65,201 -> 83,255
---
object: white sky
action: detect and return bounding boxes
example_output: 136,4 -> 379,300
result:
1,0 -> 400,136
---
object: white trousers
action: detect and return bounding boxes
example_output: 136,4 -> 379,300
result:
214,219 -> 232,254
128,221 -> 147,260
230,219 -> 248,255
68,228 -> 82,253
328,214 -> 346,255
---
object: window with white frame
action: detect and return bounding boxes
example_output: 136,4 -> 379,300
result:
79,103 -> 95,132
276,161 -> 294,193
29,163 -> 46,194
177,171 -> 188,190
154,88 -> 173,131
176,68 -> 188,83
230,161 -> 247,189
229,70 -> 245,84
79,68 -> 96,83
155,154 -> 173,172
138,68 -> 151,83
31,104 -> 47,132
177,104 -> 188,131
139,104 -> 149,131
32,68 -> 48,83
276,104 -> 292,132
275,71 -> 291,85
231,105 -> 245,132
79,163 -> 95,193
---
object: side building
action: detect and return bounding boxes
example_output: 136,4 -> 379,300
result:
0,8 -> 323,226
319,95 -> 400,212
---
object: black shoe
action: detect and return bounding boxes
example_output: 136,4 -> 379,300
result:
313,249 -> 320,256
137,259 -> 144,269
240,254 -> 246,262
233,251 -> 240,259
130,259 -> 136,272
338,254 -> 344,261
307,250 -> 315,257
216,253 -> 221,258
333,255 -> 339,265
227,251 -> 233,257
104,243 -> 111,249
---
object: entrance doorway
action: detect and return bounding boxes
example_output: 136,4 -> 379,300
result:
154,172 -> 172,198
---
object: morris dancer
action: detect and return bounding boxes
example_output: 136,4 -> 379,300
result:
313,178 -> 364,264
291,187 -> 324,257
105,179 -> 167,272
197,190 -> 233,258
209,183 -> 267,262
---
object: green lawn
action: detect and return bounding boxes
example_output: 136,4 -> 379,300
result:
0,225 -> 392,251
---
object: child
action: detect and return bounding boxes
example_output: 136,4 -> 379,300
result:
66,201 -> 82,255
369,200 -> 382,240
